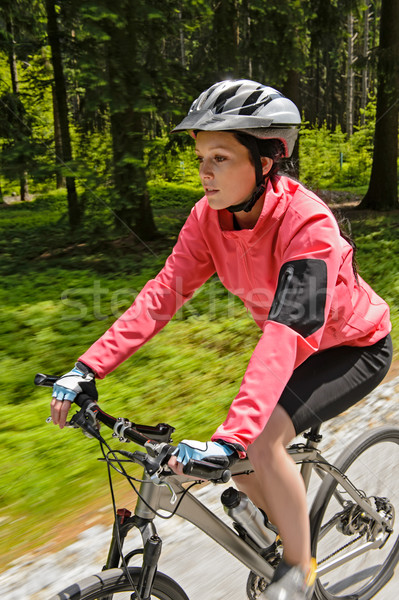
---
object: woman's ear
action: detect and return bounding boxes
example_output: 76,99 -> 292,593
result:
261,156 -> 273,176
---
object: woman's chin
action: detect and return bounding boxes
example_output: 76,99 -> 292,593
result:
206,195 -> 234,211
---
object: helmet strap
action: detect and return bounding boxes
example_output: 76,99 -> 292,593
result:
227,177 -> 267,213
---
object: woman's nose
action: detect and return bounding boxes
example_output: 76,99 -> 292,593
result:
200,159 -> 213,179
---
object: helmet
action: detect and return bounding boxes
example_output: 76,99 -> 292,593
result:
172,79 -> 300,157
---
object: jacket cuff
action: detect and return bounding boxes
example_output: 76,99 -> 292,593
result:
212,438 -> 247,459
75,361 -> 96,377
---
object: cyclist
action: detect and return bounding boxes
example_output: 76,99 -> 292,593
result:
51,79 -> 392,600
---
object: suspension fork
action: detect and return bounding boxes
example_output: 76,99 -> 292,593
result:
136,534 -> 163,600
103,509 -> 158,567
102,507 -> 162,600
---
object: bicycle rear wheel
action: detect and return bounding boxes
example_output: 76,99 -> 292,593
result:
48,567 -> 190,600
310,426 -> 399,600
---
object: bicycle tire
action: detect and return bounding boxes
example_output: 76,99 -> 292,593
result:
310,425 -> 399,600
48,567 -> 190,600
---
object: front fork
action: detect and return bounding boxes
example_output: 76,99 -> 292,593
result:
103,508 -> 162,600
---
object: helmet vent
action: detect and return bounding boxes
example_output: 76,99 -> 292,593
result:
214,83 -> 243,113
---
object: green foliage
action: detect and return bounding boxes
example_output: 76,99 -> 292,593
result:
148,181 -> 203,209
145,136 -> 200,184
299,103 -> 377,189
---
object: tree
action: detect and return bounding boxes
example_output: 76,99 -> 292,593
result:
45,0 -> 80,227
100,0 -> 159,239
360,1 -> 371,125
359,0 -> 399,209
0,91 -> 38,196
1,4 -> 30,200
346,12 -> 355,137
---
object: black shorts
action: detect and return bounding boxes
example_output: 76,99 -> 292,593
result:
278,334 -> 393,435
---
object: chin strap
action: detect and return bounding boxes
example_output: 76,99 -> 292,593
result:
227,177 -> 267,213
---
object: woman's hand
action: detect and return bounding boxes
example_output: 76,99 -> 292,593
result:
51,362 -> 97,428
168,439 -> 236,475
50,397 -> 73,429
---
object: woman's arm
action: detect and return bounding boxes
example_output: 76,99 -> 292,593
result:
79,206 -> 216,378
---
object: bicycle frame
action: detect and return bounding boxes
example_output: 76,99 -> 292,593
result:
104,426 -> 392,584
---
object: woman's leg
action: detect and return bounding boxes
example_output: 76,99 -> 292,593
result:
233,335 -> 392,576
234,404 -> 311,572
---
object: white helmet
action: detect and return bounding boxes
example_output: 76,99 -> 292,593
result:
172,79 -> 300,157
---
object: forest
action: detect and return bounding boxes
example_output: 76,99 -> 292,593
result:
0,0 -> 398,574
0,0 -> 398,240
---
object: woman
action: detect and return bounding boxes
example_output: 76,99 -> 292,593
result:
51,80 -> 392,600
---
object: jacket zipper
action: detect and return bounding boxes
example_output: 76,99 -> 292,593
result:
238,239 -> 253,288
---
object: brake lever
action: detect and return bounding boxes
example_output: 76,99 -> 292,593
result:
46,416 -> 79,429
119,444 -> 172,476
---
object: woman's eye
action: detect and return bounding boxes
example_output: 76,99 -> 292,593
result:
215,156 -> 226,162
195,156 -> 203,163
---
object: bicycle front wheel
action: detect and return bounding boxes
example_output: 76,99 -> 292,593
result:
48,567 -> 190,600
310,426 -> 399,600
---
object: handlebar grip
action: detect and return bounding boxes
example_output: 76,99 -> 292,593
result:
182,458 -> 231,483
34,373 -> 59,387
34,374 -> 96,409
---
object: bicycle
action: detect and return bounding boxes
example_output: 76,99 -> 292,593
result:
35,373 -> 399,600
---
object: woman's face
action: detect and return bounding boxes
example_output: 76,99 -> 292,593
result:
195,131 -> 257,211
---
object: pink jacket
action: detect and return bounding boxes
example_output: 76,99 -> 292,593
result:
80,176 -> 390,451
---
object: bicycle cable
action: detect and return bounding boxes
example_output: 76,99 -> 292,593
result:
104,451 -> 141,598
100,443 -> 200,520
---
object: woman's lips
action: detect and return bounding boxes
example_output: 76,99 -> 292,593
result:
205,188 -> 218,197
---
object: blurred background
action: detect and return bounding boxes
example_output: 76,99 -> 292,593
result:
0,0 -> 398,576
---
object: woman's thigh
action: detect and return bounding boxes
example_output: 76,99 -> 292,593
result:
278,334 -> 393,435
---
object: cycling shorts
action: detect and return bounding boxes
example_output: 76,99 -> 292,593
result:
278,334 -> 393,434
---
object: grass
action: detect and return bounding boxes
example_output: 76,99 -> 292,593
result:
0,186 -> 398,568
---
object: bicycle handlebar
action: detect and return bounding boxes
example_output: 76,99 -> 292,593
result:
35,373 -> 232,483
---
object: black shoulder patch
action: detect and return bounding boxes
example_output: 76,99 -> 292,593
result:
268,259 -> 328,338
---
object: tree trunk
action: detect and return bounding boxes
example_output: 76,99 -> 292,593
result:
105,1 -> 158,240
369,1 -> 379,93
51,85 -> 65,188
329,58 -> 338,131
43,49 -> 65,188
178,8 -> 186,68
6,13 -> 28,201
315,50 -> 321,126
346,13 -> 355,136
361,1 -> 370,125
359,0 -> 399,210
6,16 -> 19,94
213,0 -> 239,76
45,0 -> 80,227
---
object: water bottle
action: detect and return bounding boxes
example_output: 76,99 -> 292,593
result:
221,487 -> 276,548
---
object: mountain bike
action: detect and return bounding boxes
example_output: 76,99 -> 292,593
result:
35,373 -> 399,600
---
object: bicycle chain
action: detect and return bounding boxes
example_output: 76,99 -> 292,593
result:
318,533 -> 363,564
